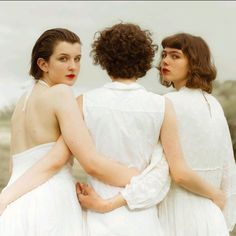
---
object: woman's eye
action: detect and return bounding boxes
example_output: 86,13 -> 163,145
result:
59,57 -> 67,62
75,56 -> 81,62
161,53 -> 166,58
171,55 -> 179,59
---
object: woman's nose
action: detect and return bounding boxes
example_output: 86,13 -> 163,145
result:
162,56 -> 170,65
68,60 -> 76,70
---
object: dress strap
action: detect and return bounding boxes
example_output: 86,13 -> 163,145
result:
22,80 -> 49,112
22,82 -> 36,112
38,80 -> 50,87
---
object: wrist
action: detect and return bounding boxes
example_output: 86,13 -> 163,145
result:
107,194 -> 127,211
210,188 -> 222,200
0,192 -> 10,206
102,199 -> 114,212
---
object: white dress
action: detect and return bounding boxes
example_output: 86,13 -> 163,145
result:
121,87 -> 236,236
82,81 -> 170,236
0,81 -> 83,236
0,143 -> 83,236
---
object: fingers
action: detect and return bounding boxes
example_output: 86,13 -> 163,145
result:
78,194 -> 90,209
82,184 -> 93,194
76,182 -> 89,194
76,182 -> 82,194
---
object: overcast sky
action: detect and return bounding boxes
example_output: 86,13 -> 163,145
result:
0,1 -> 236,108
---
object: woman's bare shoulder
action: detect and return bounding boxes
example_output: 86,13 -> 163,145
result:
50,84 -> 73,94
47,84 -> 74,101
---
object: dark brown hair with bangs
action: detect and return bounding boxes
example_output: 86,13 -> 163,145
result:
158,33 -> 216,93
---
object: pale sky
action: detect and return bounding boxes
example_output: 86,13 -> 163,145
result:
0,1 -> 236,108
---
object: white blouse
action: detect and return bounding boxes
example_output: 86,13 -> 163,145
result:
83,81 -> 170,200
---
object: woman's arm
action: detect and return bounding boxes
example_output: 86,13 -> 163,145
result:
78,146 -> 171,212
160,98 -> 225,208
0,136 -> 71,214
77,183 -> 126,213
53,85 -> 139,186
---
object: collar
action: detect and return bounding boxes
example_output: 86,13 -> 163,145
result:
103,81 -> 145,91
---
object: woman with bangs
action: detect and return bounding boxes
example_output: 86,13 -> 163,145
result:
155,33 -> 236,235
79,33 -> 236,236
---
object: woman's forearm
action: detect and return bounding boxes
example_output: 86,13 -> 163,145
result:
52,87 -> 140,187
56,90 -> 140,187
171,162 -> 221,200
72,142 -> 140,187
161,98 -> 224,206
0,137 -> 71,206
84,154 -> 140,187
78,184 -> 127,213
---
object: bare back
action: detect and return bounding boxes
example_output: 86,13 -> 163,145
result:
10,82 -> 60,155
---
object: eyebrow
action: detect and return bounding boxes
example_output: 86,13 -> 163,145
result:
163,49 -> 183,55
58,53 -> 81,57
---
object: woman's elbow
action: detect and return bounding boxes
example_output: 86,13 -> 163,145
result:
171,170 -> 190,185
49,161 -> 65,172
81,159 -> 100,177
49,155 -> 70,171
84,165 -> 97,176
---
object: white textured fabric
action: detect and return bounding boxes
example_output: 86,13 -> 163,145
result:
0,143 -> 83,236
161,87 -> 236,235
121,86 -> 235,235
220,118 -> 236,231
83,81 -> 168,236
121,142 -> 171,209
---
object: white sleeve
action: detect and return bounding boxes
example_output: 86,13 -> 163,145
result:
221,118 -> 236,232
120,143 -> 171,210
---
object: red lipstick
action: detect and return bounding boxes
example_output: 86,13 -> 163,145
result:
66,74 -> 75,79
162,68 -> 170,74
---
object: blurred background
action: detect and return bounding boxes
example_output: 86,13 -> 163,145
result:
0,1 -> 235,234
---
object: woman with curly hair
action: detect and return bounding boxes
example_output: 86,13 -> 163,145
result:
77,22 -> 169,236
77,24 -> 226,236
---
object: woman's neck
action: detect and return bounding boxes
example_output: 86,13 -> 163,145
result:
173,80 -> 187,91
38,79 -> 51,87
38,76 -> 53,87
112,77 -> 137,84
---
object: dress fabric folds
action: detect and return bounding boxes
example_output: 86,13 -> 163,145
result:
0,143 -> 83,236
82,82 -> 170,236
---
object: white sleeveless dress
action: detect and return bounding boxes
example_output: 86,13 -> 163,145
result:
158,88 -> 235,236
120,87 -> 236,236
0,81 -> 83,236
82,81 -> 170,236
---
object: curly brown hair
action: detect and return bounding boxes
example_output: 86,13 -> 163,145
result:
158,33 -> 216,93
91,23 -> 158,79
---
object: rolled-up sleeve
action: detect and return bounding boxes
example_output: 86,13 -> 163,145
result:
120,143 -> 171,210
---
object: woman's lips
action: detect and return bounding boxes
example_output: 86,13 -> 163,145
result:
66,74 -> 76,79
162,68 -> 170,74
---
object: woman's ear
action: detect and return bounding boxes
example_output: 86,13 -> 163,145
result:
37,58 -> 49,73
